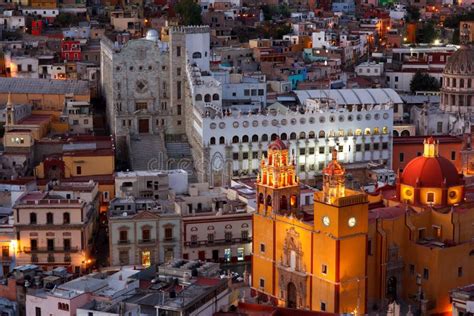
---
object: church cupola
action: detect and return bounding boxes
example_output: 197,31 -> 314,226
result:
322,149 -> 346,205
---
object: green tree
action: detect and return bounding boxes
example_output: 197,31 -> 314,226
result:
406,6 -> 420,23
410,71 -> 440,93
175,0 -> 202,26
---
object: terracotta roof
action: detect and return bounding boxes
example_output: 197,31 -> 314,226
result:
401,155 -> 461,188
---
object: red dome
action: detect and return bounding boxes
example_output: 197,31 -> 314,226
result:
401,155 -> 461,188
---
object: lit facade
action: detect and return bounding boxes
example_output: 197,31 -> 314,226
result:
252,139 -> 368,314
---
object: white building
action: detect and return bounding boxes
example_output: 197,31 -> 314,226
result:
312,31 -> 332,49
355,61 -> 384,77
0,11 -> 25,31
114,169 -> 188,199
62,101 -> 94,134
4,54 -> 39,79
20,8 -> 59,19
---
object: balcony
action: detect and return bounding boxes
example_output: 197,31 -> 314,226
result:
184,237 -> 252,248
23,247 -> 79,253
138,239 -> 155,244
118,240 -> 130,245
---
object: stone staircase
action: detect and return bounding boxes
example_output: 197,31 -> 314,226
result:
129,134 -> 167,171
166,141 -> 198,183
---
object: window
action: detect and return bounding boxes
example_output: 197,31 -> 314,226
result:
437,122 -> 443,133
207,233 -> 214,243
244,89 -> 250,96
46,212 -> 53,224
382,142 -> 388,150
433,225 -> 441,240
119,230 -> 128,243
17,64 -> 22,72
373,143 -> 379,150
63,212 -> 70,224
356,144 -> 361,152
224,248 -> 231,262
320,302 -> 326,311
260,243 -> 265,253
241,230 -> 249,241
30,239 -> 37,251
135,102 -> 147,110
451,151 -> 456,161
119,250 -> 129,265
30,212 -> 37,224
177,104 -> 182,115
399,153 -> 404,162
259,278 -> 265,288
177,81 -> 182,99
177,67 -> 181,76
35,307 -> 41,316
225,231 -> 232,242
309,147 -> 315,155
409,264 -> 415,275
165,227 -> 173,240
237,248 -> 244,261
418,228 -> 426,240
321,264 -> 327,274
300,148 -> 306,155
364,143 -> 370,151
427,192 -> 435,203
458,266 -> 463,277
219,136 -> 225,144
176,46 -> 181,57
2,246 -> 9,258
319,147 -> 325,154
76,166 -> 82,175
63,239 -> 71,251
423,268 -> 429,280
192,52 -> 202,59
233,152 -> 239,160
47,239 -> 54,251
142,229 -> 150,241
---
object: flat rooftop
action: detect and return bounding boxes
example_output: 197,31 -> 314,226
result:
0,78 -> 89,95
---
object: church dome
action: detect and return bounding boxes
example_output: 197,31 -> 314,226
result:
443,45 -> 474,76
400,137 -> 461,188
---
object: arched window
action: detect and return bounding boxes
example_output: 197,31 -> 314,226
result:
347,129 -> 353,136
373,127 -> 380,135
212,94 -> 220,101
210,137 -> 216,145
242,135 -> 249,143
318,130 -> 325,138
393,130 -> 399,137
299,132 -> 306,139
252,134 -> 259,142
355,129 -> 362,136
30,212 -> 37,224
338,129 -> 344,137
280,195 -> 288,210
308,131 -> 315,139
290,132 -> 297,140
204,94 -> 211,102
262,134 -> 269,142
266,195 -> 272,206
382,126 -> 388,134
219,136 -> 225,144
281,133 -> 287,140
232,136 -> 239,144
195,94 -> 202,101
46,212 -> 53,225
401,130 -> 410,137
460,79 -> 464,88
192,52 -> 202,59
271,133 -> 278,141
258,193 -> 264,206
63,212 -> 70,224
364,128 -> 371,135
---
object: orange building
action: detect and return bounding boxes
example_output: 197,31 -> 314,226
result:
392,135 -> 463,174
367,137 -> 474,314
252,139 -> 368,314
252,137 -> 474,314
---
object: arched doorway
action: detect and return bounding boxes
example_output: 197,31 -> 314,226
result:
280,195 -> 288,211
287,282 -> 297,309
387,276 -> 397,301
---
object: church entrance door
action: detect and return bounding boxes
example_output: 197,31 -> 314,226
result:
287,282 -> 297,309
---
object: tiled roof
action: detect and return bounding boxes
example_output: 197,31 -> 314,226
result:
0,78 -> 89,95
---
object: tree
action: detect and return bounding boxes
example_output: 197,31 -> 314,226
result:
417,22 -> 438,44
175,0 -> 202,26
410,71 -> 440,93
406,6 -> 420,23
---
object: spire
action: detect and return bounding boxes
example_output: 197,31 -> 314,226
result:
423,136 -> 439,158
6,92 -> 12,108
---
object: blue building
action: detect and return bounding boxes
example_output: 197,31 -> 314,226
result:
288,67 -> 308,89
332,0 -> 356,15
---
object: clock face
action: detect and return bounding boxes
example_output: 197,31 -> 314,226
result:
348,217 -> 357,227
322,216 -> 330,227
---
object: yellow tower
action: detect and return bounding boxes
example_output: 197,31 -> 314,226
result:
256,138 -> 300,216
313,149 -> 369,314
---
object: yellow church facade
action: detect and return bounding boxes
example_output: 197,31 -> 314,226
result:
252,137 -> 474,315
252,139 -> 368,314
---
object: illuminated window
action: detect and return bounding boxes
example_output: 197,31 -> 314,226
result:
355,129 -> 362,136
382,126 -> 388,134
373,127 -> 379,135
364,128 -> 371,135
224,248 -> 231,262
141,251 -> 151,267
427,192 -> 435,203
237,248 -> 244,261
